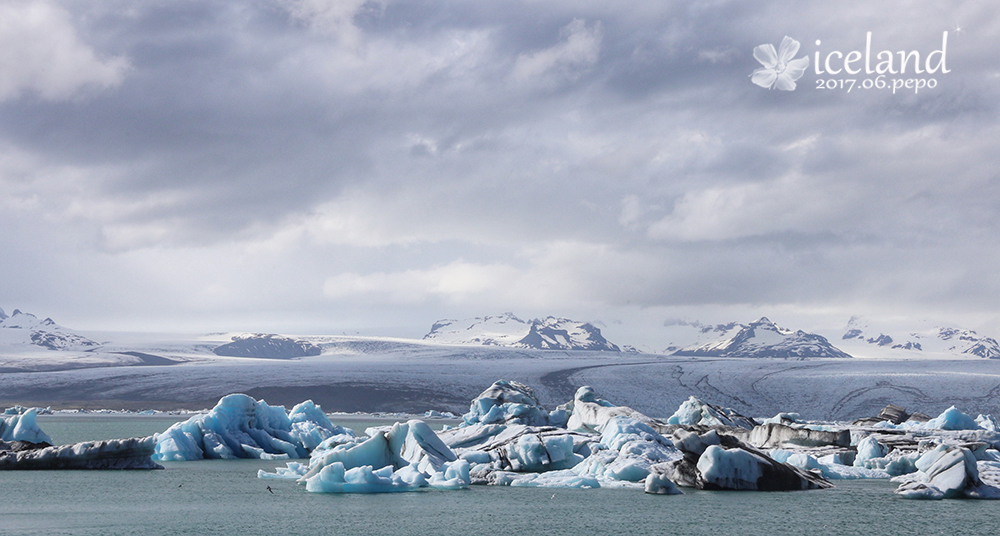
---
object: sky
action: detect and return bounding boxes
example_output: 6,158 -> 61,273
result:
1,0 -> 999,343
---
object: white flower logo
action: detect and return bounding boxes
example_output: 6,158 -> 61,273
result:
751,36 -> 810,91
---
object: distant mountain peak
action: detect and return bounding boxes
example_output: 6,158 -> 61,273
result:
424,314 -> 620,351
673,318 -> 850,359
0,306 -> 99,351
837,316 -> 1000,359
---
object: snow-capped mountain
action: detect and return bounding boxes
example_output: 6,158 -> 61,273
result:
213,333 -> 322,359
671,317 -> 852,358
838,316 -> 1000,359
423,313 -> 620,351
659,320 -> 746,354
0,307 -> 100,351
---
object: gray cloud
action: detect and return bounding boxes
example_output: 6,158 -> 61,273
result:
1,0 -> 999,336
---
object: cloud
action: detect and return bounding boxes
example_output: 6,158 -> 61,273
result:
0,0 -> 129,101
323,261 -> 522,304
646,173 -> 841,242
512,18 -> 602,87
2,0 -> 1000,335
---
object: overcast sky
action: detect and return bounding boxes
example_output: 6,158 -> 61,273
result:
1,0 -> 999,342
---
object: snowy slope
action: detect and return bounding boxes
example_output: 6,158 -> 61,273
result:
658,320 -> 745,354
0,308 -> 99,351
672,317 -> 851,358
423,313 -> 620,351
423,313 -> 530,346
4,331 -> 1000,420
837,316 -> 1000,359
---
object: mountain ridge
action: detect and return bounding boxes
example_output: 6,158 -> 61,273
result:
423,313 -> 620,351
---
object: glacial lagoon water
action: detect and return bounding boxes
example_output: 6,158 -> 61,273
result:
3,416 -> 1000,535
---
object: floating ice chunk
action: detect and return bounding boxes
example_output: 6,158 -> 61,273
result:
687,443 -> 831,491
506,432 -> 580,472
0,436 -> 161,470
923,407 -> 981,431
976,414 -> 999,432
288,400 -> 348,451
463,380 -> 550,426
489,469 -> 601,488
565,386 -> 656,433
292,419 -> 466,493
0,408 -> 53,444
771,448 -> 888,479
429,460 -> 471,490
854,436 -> 889,467
569,417 -> 681,483
749,422 -> 850,449
667,396 -> 757,430
304,462 -> 426,493
257,462 -> 309,480
896,446 -> 981,499
697,445 -> 764,490
762,412 -> 801,425
387,419 -> 458,474
644,473 -> 682,495
153,394 -> 338,461
303,434 -> 395,478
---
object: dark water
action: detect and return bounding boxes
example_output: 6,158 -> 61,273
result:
2,416 -> 999,535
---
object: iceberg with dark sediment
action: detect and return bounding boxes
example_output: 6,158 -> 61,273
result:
666,396 -> 758,430
462,380 -> 552,427
1,436 -> 162,470
1,408 -> 161,470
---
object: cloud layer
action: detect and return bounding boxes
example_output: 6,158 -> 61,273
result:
1,0 -> 999,339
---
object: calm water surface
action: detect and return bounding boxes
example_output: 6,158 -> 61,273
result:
2,416 -> 998,535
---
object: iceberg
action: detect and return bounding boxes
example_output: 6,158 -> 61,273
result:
303,460 -> 470,493
666,396 -> 757,430
1,436 -> 162,470
154,394 -> 344,461
895,446 -> 983,499
265,418 -> 471,493
564,386 -> 658,434
923,407 -> 982,431
694,444 -> 830,491
462,380 -> 550,427
0,408 -> 53,444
